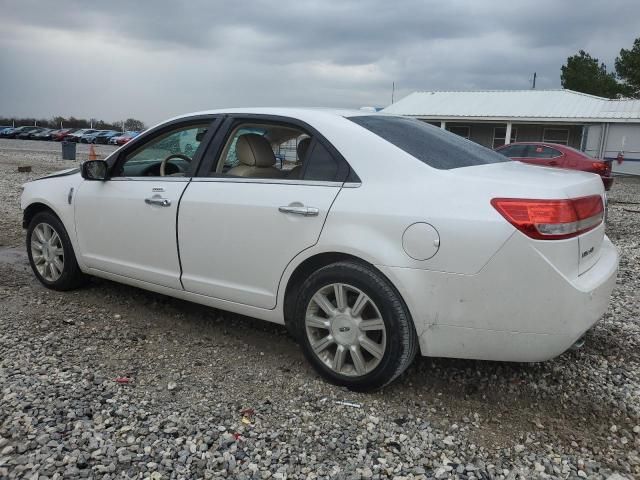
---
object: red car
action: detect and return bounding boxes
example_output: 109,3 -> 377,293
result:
51,129 -> 78,141
495,142 -> 613,191
110,131 -> 140,146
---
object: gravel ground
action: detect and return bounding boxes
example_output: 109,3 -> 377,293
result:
0,138 -> 639,479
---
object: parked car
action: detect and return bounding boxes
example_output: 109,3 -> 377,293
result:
92,130 -> 123,144
52,129 -> 77,141
18,128 -> 47,140
66,129 -> 97,143
32,129 -> 57,140
20,109 -> 618,391
110,131 -> 140,145
30,128 -> 54,140
42,129 -> 68,141
79,130 -> 105,143
0,128 -> 16,138
3,126 -> 40,139
495,142 -> 614,191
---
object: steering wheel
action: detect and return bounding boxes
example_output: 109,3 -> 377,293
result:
159,153 -> 191,176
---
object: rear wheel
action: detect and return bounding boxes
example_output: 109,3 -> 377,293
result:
294,261 -> 418,391
27,211 -> 86,291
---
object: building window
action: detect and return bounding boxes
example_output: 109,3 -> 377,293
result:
492,127 -> 518,149
447,125 -> 470,139
542,128 -> 569,145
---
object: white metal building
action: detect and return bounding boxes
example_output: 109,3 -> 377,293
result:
383,89 -> 640,175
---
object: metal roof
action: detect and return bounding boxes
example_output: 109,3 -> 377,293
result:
382,89 -> 640,123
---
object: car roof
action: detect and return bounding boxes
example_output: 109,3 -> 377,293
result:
162,107 -> 385,125
502,141 -> 569,148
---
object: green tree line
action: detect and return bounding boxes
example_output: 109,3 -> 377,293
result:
0,116 -> 146,131
561,37 -> 640,98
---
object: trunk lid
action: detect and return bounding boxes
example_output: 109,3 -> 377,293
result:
452,161 -> 606,277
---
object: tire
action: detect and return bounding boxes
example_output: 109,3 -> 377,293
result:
26,211 -> 86,291
294,261 -> 418,391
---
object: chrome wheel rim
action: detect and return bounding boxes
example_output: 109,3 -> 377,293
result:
31,223 -> 64,282
305,283 -> 386,377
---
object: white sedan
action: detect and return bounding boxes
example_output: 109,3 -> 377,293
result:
21,108 -> 618,391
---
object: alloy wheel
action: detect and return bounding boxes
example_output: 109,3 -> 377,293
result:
305,283 -> 387,377
31,223 -> 64,282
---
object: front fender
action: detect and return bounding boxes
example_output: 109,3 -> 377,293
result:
21,173 -> 84,262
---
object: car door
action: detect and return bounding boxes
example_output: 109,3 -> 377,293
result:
524,145 -> 564,167
497,144 -> 530,162
74,118 -> 219,289
178,116 -> 350,309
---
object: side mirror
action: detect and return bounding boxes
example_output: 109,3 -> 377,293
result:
81,160 -> 109,181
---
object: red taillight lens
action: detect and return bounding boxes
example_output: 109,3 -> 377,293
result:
591,161 -> 611,175
491,195 -> 604,240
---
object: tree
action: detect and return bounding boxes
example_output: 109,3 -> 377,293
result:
123,118 -> 145,131
561,50 -> 621,98
615,37 -> 640,98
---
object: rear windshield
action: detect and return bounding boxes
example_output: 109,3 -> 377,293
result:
349,115 -> 509,170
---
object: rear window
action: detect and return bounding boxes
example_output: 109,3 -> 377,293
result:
348,116 -> 509,170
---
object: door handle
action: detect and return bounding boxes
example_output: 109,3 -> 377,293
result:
278,205 -> 319,217
145,197 -> 171,207
549,160 -> 559,166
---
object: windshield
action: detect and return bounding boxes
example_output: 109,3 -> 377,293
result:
349,115 -> 509,170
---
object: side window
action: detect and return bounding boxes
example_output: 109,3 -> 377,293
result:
499,144 -> 528,157
221,127 -> 267,170
303,141 -> 339,181
115,124 -> 209,177
210,121 -> 344,182
530,146 -> 561,158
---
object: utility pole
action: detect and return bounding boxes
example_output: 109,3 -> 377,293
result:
391,82 -> 395,104
532,72 -> 537,89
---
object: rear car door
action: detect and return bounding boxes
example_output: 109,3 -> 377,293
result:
524,145 -> 564,167
74,117 -> 219,288
498,144 -> 530,161
178,115 -> 351,309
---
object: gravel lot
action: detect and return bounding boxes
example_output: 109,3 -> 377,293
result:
0,138 -> 639,479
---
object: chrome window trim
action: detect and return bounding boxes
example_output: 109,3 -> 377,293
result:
108,177 -> 190,182
190,177 -> 344,187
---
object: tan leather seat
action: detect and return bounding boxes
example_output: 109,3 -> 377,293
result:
287,137 -> 311,179
227,134 -> 285,178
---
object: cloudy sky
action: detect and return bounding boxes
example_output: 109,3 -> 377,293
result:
1,0 -> 638,125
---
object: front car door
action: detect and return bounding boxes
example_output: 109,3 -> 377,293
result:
74,117 -> 219,289
178,115 -> 352,309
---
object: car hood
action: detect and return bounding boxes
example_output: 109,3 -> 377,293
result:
34,167 -> 80,181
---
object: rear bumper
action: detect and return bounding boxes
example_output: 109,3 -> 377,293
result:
602,175 -> 614,191
379,234 -> 618,362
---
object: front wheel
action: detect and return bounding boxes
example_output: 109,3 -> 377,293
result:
27,211 -> 86,291
294,261 -> 418,391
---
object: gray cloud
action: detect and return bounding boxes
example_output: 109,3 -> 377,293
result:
1,0 -> 638,124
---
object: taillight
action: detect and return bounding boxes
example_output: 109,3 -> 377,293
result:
592,161 -> 612,175
491,195 -> 604,240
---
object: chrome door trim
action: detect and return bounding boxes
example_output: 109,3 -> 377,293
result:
190,177 -> 344,187
108,177 -> 190,182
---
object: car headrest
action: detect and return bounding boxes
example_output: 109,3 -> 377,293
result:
236,134 -> 276,167
297,137 -> 311,161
